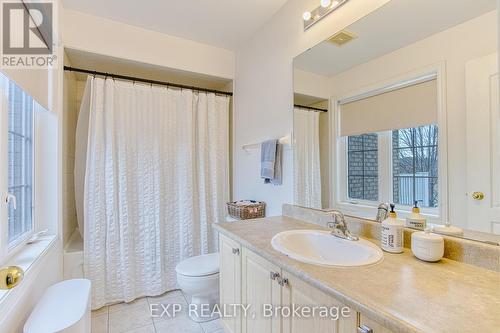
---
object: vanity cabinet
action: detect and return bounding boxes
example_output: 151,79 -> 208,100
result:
219,234 -> 242,333
241,247 -> 282,333
219,234 -> 393,333
281,272 -> 357,333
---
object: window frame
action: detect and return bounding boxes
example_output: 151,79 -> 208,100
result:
0,76 -> 37,262
331,65 -> 448,223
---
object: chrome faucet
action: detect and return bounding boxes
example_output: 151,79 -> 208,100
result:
327,210 -> 359,241
375,203 -> 390,222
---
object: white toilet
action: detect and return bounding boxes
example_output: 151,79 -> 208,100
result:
176,253 -> 219,323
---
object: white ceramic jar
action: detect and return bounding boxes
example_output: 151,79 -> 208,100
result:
411,229 -> 444,262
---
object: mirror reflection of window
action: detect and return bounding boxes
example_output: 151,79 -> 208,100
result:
347,134 -> 378,202
344,124 -> 438,210
338,75 -> 440,214
392,125 -> 438,209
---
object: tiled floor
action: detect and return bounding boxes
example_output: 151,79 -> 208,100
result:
91,290 -> 226,333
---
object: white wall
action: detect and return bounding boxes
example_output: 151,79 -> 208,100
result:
320,10 -> 496,228
233,0 -> 391,215
0,0 -> 64,330
62,9 -> 235,80
294,69 -> 331,99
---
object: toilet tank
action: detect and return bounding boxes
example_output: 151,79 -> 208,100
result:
23,279 -> 91,333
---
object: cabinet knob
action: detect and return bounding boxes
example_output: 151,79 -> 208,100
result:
472,192 -> 485,200
0,266 -> 24,290
232,248 -> 240,255
277,277 -> 289,287
270,271 -> 280,280
357,325 -> 373,333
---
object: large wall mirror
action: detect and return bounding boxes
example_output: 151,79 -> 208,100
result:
293,0 -> 499,244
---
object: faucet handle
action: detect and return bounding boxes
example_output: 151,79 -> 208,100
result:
331,210 -> 346,225
327,221 -> 336,229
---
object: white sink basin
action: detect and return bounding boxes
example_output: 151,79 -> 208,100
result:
271,230 -> 383,267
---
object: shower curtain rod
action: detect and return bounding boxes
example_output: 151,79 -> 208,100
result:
63,66 -> 233,97
294,104 -> 328,112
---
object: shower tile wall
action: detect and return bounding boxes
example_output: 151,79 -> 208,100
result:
63,57 -> 86,244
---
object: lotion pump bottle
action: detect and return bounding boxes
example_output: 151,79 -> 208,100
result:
381,204 -> 404,253
405,201 -> 426,230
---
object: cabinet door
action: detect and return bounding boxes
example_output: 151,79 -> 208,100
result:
241,248 -> 281,333
219,234 -> 242,333
282,272 -> 357,333
358,314 -> 395,333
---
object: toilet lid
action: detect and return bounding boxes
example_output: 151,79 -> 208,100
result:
176,253 -> 219,277
23,279 -> 91,333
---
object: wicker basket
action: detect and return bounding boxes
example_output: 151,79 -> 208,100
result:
227,200 -> 266,220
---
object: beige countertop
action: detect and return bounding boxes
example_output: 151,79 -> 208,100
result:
213,216 -> 500,333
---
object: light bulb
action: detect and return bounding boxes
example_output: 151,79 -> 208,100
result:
303,11 -> 312,21
320,0 -> 331,7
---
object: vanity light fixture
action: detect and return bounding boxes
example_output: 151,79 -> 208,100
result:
303,0 -> 349,31
302,11 -> 312,21
320,0 -> 331,8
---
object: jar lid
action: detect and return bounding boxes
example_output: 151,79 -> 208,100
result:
411,229 -> 444,244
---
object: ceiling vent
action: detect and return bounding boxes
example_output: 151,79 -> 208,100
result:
328,30 -> 357,47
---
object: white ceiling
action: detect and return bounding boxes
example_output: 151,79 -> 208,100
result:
294,0 -> 497,77
61,0 -> 288,50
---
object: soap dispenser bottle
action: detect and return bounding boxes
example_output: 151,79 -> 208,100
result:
381,204 -> 404,253
405,201 -> 426,230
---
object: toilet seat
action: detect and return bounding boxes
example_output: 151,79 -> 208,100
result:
176,253 -> 219,277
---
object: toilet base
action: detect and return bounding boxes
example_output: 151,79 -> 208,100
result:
187,295 -> 220,323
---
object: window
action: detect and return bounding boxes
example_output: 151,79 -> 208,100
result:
343,125 -> 439,211
1,74 -> 35,248
7,81 -> 34,244
392,126 -> 438,208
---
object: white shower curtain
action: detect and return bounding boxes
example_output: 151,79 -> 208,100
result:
293,108 -> 322,209
83,77 -> 230,308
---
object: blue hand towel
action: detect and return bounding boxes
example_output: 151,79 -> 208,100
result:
261,139 -> 282,185
270,143 -> 283,185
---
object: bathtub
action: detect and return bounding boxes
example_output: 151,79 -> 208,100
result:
63,229 -> 84,279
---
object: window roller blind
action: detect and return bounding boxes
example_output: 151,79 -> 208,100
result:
339,79 -> 438,137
